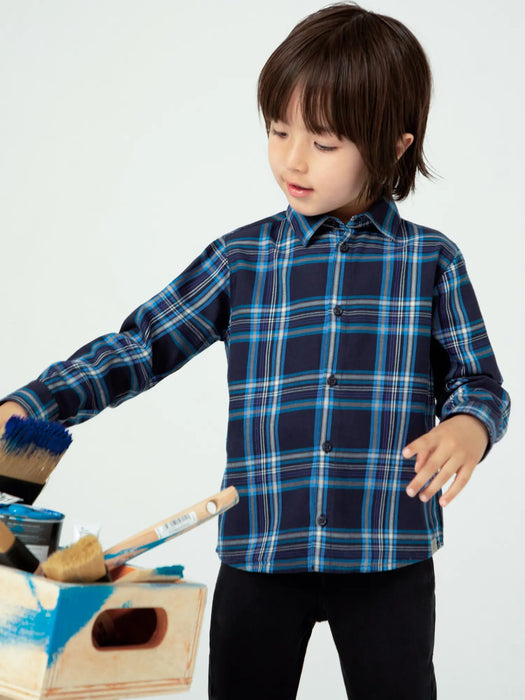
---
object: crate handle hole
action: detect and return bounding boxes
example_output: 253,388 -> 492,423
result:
92,607 -> 168,650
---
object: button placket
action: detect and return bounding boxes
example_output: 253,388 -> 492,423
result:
327,259 -> 343,455
312,230 -> 347,569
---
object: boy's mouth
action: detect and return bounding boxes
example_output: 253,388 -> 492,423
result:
287,182 -> 314,197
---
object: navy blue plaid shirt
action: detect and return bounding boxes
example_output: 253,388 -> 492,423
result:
7,197 -> 510,573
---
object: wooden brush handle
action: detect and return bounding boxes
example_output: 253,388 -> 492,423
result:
0,520 -> 40,573
103,486 -> 239,570
0,520 -> 15,553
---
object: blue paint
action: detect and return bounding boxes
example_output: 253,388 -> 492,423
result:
47,585 -> 114,666
104,545 -> 146,565
104,542 -> 186,566
0,578 -> 54,649
0,505 -> 64,553
2,504 -> 64,521
0,574 -> 113,667
3,417 -> 72,455
154,565 -> 184,577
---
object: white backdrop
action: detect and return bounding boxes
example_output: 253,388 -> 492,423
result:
1,1 -> 523,698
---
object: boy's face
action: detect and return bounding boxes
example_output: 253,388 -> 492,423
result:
268,89 -> 372,222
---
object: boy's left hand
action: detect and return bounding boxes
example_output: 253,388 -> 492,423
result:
403,414 -> 489,507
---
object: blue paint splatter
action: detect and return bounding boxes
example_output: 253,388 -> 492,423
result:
0,578 -> 54,648
104,545 -> 148,565
47,585 -> 114,666
154,565 -> 184,577
0,575 -> 114,667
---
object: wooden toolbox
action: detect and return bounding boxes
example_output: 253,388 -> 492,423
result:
0,564 -> 207,700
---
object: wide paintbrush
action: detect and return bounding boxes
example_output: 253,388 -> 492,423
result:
42,486 -> 239,583
0,416 -> 72,505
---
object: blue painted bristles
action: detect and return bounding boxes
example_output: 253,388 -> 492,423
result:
2,417 -> 72,455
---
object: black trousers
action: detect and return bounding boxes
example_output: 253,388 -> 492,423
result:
209,558 -> 436,699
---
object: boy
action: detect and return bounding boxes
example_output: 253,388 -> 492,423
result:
0,3 -> 510,699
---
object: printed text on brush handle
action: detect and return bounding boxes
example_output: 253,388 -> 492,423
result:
103,487 -> 239,569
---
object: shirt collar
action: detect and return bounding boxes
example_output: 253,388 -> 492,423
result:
286,197 -> 402,246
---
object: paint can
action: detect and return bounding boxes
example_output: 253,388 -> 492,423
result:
0,504 -> 64,562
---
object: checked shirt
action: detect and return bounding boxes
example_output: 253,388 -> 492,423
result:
7,197 -> 510,573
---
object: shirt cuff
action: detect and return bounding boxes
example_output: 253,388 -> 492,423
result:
1,380 -> 61,423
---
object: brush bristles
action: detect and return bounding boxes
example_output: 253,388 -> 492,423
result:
0,418 -> 72,483
0,451 -> 62,484
43,534 -> 107,583
2,417 -> 72,455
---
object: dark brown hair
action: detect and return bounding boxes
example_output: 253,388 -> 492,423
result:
257,2 -> 433,202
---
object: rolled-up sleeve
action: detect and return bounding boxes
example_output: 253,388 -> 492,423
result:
4,237 -> 230,426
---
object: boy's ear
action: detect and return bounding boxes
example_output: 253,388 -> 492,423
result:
396,133 -> 414,160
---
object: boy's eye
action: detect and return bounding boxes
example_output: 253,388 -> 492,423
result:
314,141 -> 337,152
270,127 -> 287,138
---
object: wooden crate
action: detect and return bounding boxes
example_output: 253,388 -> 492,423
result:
0,564 -> 207,700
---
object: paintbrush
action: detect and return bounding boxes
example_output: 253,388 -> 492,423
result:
39,534 -> 108,582
42,486 -> 239,583
0,519 -> 40,573
103,485 -> 239,570
0,416 -> 72,505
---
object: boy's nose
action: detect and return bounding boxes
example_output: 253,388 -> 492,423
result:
285,141 -> 308,173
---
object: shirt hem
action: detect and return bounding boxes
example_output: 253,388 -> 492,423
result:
217,537 -> 443,574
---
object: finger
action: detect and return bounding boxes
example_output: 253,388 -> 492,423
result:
402,438 -> 427,461
403,429 -> 445,474
438,465 -> 475,507
405,446 -> 451,497
417,455 -> 463,502
403,440 -> 434,476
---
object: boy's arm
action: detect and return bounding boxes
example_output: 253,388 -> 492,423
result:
404,249 -> 510,507
1,238 -> 230,426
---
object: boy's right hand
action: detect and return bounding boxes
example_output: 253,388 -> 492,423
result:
0,401 -> 29,430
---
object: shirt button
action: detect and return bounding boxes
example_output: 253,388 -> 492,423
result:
317,514 -> 327,526
333,305 -> 343,317
339,242 -> 350,253
327,374 -> 337,387
322,441 -> 332,453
